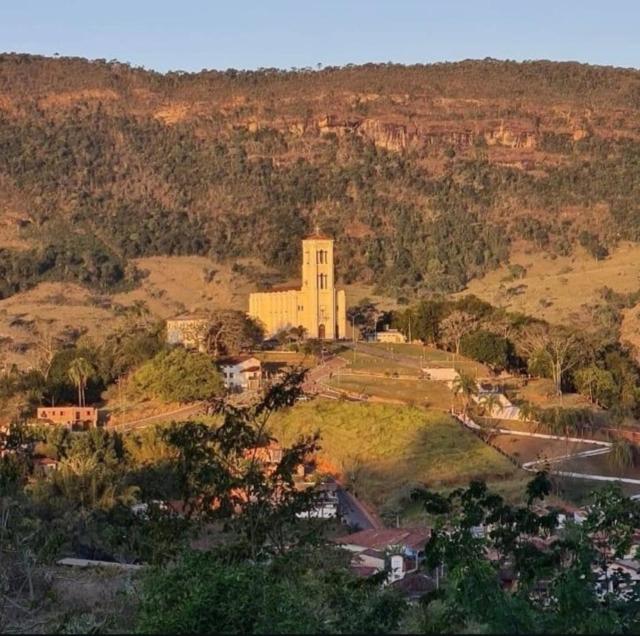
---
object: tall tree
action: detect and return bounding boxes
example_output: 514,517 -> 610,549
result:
440,310 -> 478,354
452,371 -> 477,415
412,475 -> 640,633
67,357 -> 94,407
521,324 -> 581,395
204,310 -> 264,358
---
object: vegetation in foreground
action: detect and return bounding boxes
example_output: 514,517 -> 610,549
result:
3,371 -> 640,632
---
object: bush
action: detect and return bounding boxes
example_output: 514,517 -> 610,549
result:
131,348 -> 224,402
137,548 -> 405,634
460,330 -> 514,372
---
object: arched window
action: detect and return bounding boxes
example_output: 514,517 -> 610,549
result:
317,274 -> 328,289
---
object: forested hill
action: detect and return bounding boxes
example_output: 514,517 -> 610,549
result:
2,53 -> 640,300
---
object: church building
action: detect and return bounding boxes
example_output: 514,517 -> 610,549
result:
249,232 -> 347,339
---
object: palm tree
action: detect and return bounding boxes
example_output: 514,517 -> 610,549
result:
67,357 -> 94,407
452,372 -> 477,416
608,439 -> 634,475
480,393 -> 502,419
518,401 -> 540,429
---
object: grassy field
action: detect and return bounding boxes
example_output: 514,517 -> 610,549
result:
0,253 -> 393,369
269,400 -> 520,511
513,379 -> 594,409
359,342 -> 492,377
336,350 -> 420,376
461,241 -> 640,348
326,375 -> 454,409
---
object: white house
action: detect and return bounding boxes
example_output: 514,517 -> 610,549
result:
219,356 -> 262,392
334,527 -> 430,584
297,482 -> 340,519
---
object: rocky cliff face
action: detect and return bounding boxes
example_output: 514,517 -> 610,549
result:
2,55 -> 638,173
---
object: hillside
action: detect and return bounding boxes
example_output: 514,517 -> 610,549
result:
2,55 -> 640,344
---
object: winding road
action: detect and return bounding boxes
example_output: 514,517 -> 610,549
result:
350,341 -> 640,497
454,412 -> 640,498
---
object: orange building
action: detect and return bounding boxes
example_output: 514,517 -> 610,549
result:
36,406 -> 98,428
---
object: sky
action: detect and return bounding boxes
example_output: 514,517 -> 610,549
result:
1,0 -> 639,73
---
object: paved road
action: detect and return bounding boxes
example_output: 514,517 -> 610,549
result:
455,412 -> 640,496
303,355 -> 348,396
110,402 -> 205,431
333,481 -> 383,530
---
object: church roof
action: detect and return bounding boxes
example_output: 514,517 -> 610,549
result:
304,232 -> 332,240
304,223 -> 332,240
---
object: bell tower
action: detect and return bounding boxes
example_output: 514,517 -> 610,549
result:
301,227 -> 337,339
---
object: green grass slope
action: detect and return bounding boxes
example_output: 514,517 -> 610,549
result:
269,400 -> 519,509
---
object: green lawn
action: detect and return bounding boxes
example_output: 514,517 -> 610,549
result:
337,351 -> 419,376
326,374 -> 454,409
269,400 -> 520,510
360,343 -> 491,376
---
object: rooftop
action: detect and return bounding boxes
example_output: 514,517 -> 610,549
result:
269,284 -> 301,292
219,355 -> 261,366
389,572 -> 437,599
334,527 -> 430,552
304,232 -> 332,240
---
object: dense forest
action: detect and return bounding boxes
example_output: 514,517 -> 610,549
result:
2,54 -> 640,299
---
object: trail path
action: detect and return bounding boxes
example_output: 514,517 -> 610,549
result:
110,402 -> 205,431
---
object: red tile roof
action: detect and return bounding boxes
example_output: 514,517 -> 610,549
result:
335,527 -> 430,552
219,356 -> 260,366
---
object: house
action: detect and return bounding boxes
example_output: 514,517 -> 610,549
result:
334,527 -> 430,584
599,559 -> 640,597
166,313 -> 210,352
219,356 -> 262,391
243,441 -> 284,475
36,406 -> 98,428
297,481 -> 340,519
249,231 -> 347,340
376,328 -> 407,344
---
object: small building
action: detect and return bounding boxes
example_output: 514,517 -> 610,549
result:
243,441 -> 284,475
376,328 -> 407,344
36,407 -> 98,428
334,527 -> 430,584
297,482 -> 340,519
166,313 -> 210,352
219,356 -> 262,392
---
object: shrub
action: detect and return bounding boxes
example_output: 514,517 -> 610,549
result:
131,348 -> 224,402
